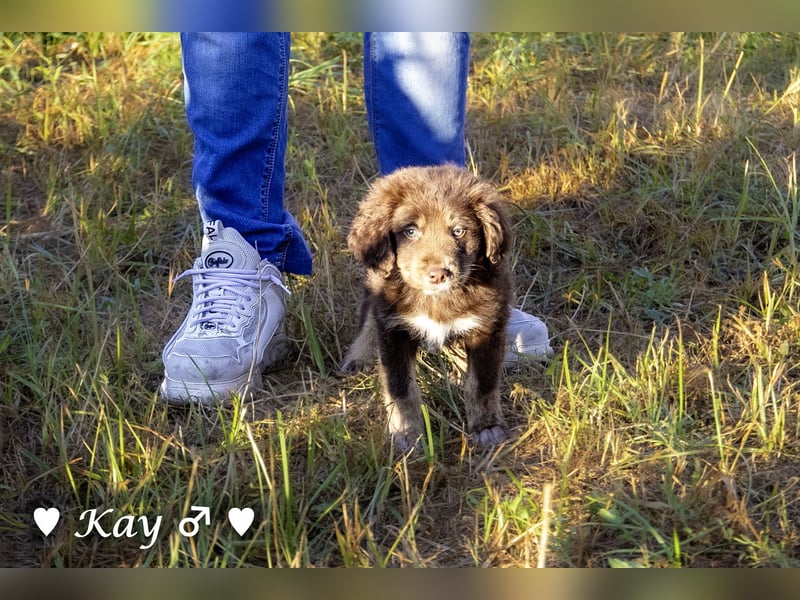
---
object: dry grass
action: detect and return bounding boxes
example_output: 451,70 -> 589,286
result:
2,32 -> 800,567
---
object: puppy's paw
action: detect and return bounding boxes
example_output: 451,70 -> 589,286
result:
473,425 -> 509,446
390,430 -> 423,454
387,419 -> 423,454
338,356 -> 374,375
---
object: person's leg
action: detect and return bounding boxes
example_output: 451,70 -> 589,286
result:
161,33 -> 303,404
182,32 -> 311,275
364,32 -> 469,174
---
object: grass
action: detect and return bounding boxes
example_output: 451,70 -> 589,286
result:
2,31 -> 800,567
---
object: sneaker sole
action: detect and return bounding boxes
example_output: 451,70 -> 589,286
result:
159,330 -> 289,407
159,372 -> 262,407
503,343 -> 554,368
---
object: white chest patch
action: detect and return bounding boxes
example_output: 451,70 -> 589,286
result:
405,314 -> 482,348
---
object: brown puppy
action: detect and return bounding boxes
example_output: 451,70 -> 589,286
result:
342,165 -> 512,451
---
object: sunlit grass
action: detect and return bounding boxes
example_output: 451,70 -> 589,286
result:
2,32 -> 800,567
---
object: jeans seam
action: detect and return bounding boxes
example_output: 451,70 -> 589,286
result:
277,224 -> 291,271
260,32 -> 287,225
364,33 -> 383,175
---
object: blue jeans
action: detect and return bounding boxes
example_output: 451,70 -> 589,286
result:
181,32 -> 470,275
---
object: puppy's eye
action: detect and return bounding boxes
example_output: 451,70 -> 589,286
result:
403,227 -> 419,239
452,226 -> 466,238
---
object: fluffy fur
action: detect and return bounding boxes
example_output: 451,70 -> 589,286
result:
341,165 -> 513,451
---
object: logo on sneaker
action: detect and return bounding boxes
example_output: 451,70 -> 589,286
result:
205,223 -> 220,240
205,251 -> 234,269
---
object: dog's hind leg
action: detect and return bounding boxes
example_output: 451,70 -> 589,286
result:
340,310 -> 378,374
340,292 -> 379,374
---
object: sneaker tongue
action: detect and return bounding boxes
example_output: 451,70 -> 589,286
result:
201,220 -> 260,270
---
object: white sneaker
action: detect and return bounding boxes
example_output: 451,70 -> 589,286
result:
160,221 -> 290,405
504,308 -> 554,367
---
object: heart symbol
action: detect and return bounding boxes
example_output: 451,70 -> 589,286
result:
34,507 -> 60,536
227,507 -> 255,536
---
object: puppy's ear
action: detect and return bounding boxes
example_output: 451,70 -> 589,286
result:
348,178 -> 402,275
473,189 -> 511,265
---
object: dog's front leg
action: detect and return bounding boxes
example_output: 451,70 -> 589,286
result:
378,327 -> 423,452
463,334 -> 509,445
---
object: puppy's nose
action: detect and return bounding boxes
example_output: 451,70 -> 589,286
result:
427,268 -> 453,285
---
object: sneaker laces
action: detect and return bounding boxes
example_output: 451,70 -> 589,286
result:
175,266 -> 290,333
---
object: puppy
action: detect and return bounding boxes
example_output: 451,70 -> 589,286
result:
341,165 -> 512,451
